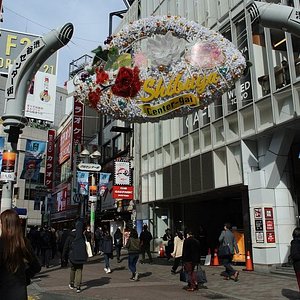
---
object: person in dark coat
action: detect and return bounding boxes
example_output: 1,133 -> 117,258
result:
100,229 -> 113,273
62,218 -> 87,293
182,230 -> 201,292
0,209 -> 41,300
40,226 -> 52,268
163,228 -> 174,260
58,227 -> 70,267
290,227 -> 300,291
139,224 -> 153,264
114,228 -> 123,263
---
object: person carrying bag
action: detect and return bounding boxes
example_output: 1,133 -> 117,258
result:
218,222 -> 239,281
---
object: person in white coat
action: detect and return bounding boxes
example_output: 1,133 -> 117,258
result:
171,230 -> 184,274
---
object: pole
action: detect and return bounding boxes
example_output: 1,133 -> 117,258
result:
0,23 -> 74,213
90,174 -> 96,251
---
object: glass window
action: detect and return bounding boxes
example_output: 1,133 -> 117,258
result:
181,136 -> 189,158
191,131 -> 200,153
172,140 -> 180,161
113,135 -> 123,156
155,122 -> 162,148
163,145 -> 171,165
236,16 -> 253,107
149,152 -> 155,172
202,106 -> 211,125
252,19 -> 269,98
103,141 -> 111,161
270,29 -> 290,90
156,149 -> 163,169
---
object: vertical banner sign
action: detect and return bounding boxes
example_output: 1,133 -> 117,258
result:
45,129 -> 56,190
114,159 -> 131,186
0,150 -> 16,181
77,171 -> 89,195
72,97 -> 84,155
265,207 -> 276,243
99,172 -> 111,196
20,140 -> 46,181
58,122 -> 72,165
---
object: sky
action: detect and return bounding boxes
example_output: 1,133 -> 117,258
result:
1,0 -> 127,86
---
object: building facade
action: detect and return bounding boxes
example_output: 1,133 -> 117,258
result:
113,0 -> 300,270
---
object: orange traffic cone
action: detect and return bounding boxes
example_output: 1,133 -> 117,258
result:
243,251 -> 254,271
159,245 -> 165,258
211,248 -> 220,266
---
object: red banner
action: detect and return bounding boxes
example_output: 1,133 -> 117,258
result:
58,122 -> 72,165
72,97 -> 84,154
45,129 -> 56,190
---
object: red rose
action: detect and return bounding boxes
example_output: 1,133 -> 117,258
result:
96,68 -> 109,84
111,66 -> 141,98
88,88 -> 101,108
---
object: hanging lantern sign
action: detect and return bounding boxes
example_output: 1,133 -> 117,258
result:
74,16 -> 246,123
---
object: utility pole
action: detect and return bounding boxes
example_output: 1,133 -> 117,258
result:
0,23 -> 74,213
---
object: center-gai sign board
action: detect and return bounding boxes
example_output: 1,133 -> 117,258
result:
77,162 -> 101,172
74,16 -> 246,122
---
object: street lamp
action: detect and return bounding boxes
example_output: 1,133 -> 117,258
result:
78,149 -> 101,250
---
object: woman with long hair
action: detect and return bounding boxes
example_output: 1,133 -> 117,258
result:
0,209 -> 41,299
171,230 -> 184,274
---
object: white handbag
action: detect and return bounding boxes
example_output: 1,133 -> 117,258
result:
85,238 -> 93,258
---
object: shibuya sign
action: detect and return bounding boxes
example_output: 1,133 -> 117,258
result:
75,16 -> 246,123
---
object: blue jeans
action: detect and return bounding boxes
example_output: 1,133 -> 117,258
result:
104,253 -> 110,269
128,253 -> 139,274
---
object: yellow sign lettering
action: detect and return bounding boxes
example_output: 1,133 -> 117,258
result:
6,35 -> 18,56
141,72 -> 220,103
140,93 -> 199,117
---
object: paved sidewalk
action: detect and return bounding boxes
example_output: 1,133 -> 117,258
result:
28,254 -> 300,300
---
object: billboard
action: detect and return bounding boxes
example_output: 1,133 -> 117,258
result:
0,28 -> 57,75
0,28 -> 58,122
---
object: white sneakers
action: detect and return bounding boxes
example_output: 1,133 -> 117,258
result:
134,272 -> 139,281
104,267 -> 111,274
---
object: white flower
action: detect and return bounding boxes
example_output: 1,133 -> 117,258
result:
147,31 -> 187,67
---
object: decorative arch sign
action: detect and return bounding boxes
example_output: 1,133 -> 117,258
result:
74,16 -> 246,123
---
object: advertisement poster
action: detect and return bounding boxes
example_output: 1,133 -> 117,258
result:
0,150 -> 16,181
20,140 -> 46,181
114,160 -> 131,186
99,172 -> 111,196
25,72 -> 57,122
77,171 -> 89,196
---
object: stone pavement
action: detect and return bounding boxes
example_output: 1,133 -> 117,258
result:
27,254 -> 300,300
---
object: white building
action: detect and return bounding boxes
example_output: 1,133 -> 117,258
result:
111,0 -> 300,271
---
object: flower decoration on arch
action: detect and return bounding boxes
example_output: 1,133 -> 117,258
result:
74,16 -> 246,123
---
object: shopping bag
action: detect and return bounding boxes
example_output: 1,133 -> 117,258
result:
85,241 -> 93,258
196,266 -> 207,283
179,268 -> 188,282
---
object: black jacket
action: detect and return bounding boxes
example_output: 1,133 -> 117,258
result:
100,234 -> 113,254
291,238 -> 300,272
0,238 -> 41,300
63,219 -> 87,265
182,236 -> 200,264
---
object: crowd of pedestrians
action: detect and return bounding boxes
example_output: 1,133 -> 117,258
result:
2,213 -> 300,297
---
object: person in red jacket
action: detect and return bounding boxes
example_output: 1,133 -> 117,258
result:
182,230 -> 201,292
